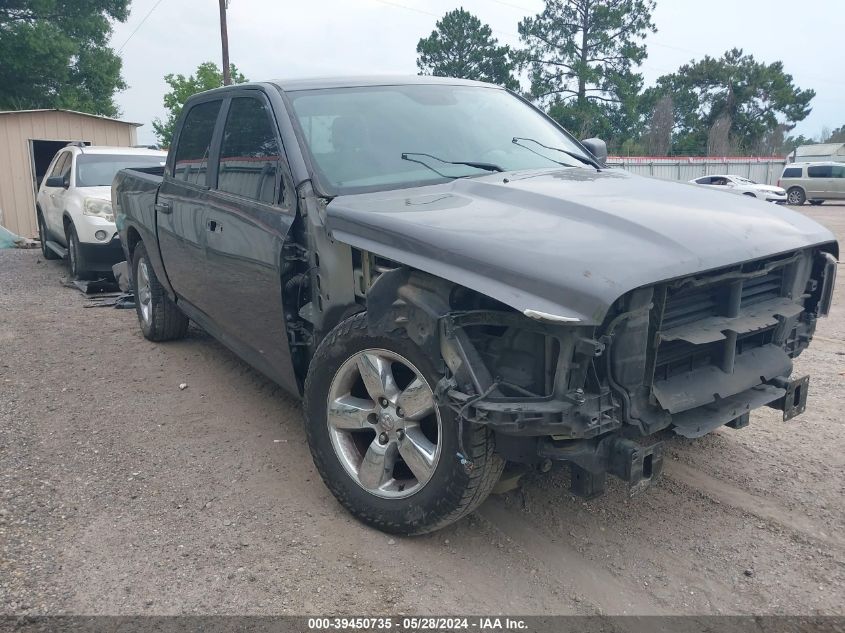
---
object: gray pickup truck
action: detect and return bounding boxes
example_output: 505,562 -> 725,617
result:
113,76 -> 838,534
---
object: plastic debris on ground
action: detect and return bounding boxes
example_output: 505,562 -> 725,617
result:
0,225 -> 37,250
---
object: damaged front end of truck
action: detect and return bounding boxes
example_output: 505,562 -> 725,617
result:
363,244 -> 838,499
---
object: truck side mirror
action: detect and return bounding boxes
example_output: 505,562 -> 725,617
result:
581,138 -> 608,166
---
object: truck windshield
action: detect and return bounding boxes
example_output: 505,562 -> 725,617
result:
76,154 -> 166,187
287,84 -> 592,195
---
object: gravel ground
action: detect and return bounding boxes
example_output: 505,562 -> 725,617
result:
1,205 -> 843,616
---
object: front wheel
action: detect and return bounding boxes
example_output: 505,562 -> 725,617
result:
787,187 -> 806,205
303,313 -> 504,534
66,223 -> 90,279
132,242 -> 189,342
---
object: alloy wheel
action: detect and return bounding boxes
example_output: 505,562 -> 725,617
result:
136,258 -> 153,325
787,189 -> 804,205
68,231 -> 78,276
326,349 -> 442,499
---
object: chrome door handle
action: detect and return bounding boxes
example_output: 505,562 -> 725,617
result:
155,201 -> 172,214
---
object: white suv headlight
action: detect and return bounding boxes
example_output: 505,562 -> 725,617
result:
83,198 -> 114,222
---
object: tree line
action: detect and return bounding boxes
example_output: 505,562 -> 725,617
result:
0,0 -> 837,156
417,2 -> 827,157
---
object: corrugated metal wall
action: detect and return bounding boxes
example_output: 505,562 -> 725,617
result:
0,110 -> 139,238
607,157 -> 787,186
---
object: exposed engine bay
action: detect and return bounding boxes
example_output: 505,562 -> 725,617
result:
361,245 -> 838,498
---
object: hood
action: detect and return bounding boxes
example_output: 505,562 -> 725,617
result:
753,184 -> 786,193
78,186 -> 113,201
326,168 -> 836,324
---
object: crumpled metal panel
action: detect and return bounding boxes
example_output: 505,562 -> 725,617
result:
652,345 -> 792,414
659,297 -> 804,345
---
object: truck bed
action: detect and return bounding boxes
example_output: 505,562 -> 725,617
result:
112,166 -> 165,267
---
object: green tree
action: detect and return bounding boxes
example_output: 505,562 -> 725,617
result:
823,125 -> 845,143
518,0 -> 656,143
417,8 -> 519,91
152,62 -> 247,146
781,133 -> 814,155
652,49 -> 815,155
0,0 -> 129,116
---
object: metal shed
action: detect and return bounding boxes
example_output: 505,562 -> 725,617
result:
0,109 -> 141,238
789,142 -> 845,164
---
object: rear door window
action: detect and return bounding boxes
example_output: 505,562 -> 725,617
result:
216,96 -> 281,204
831,165 -> 845,178
807,165 -> 833,178
173,100 -> 222,186
781,167 -> 802,178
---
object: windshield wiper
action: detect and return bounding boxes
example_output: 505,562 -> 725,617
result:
401,152 -> 505,178
512,137 -> 602,171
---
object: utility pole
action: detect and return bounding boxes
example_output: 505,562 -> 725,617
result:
219,0 -> 231,85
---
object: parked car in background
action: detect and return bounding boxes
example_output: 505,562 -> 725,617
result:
779,162 -> 845,206
113,76 -> 837,535
689,174 -> 787,202
36,144 -> 167,278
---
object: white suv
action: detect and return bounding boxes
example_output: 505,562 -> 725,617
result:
36,144 -> 166,279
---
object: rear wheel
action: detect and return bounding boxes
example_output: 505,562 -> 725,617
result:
131,242 -> 189,342
304,313 -> 504,534
37,211 -> 59,260
787,187 -> 806,205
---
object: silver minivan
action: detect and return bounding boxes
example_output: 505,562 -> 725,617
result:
779,161 -> 845,205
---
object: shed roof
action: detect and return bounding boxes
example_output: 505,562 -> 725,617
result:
0,108 -> 142,127
794,143 -> 845,156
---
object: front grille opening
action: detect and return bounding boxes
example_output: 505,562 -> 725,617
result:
655,329 -> 775,381
662,267 -> 785,331
661,287 -> 721,330
655,339 -> 719,380
741,269 -> 784,307
736,329 -> 774,354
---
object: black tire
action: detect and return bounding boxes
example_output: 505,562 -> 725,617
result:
787,187 -> 806,205
65,222 -> 90,279
809,200 -> 824,206
37,211 -> 59,260
743,192 -> 756,197
131,241 -> 189,342
303,312 -> 504,535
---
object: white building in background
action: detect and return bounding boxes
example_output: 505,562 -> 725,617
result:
788,142 -> 845,164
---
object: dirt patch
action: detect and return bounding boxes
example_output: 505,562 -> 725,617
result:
1,205 -> 843,615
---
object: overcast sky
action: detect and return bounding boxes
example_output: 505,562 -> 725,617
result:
109,0 -> 845,147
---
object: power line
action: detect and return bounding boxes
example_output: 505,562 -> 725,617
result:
117,0 -> 167,53
489,0 -> 538,13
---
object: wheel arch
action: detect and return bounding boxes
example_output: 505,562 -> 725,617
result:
787,185 -> 807,199
365,267 -> 455,363
125,225 -> 143,259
